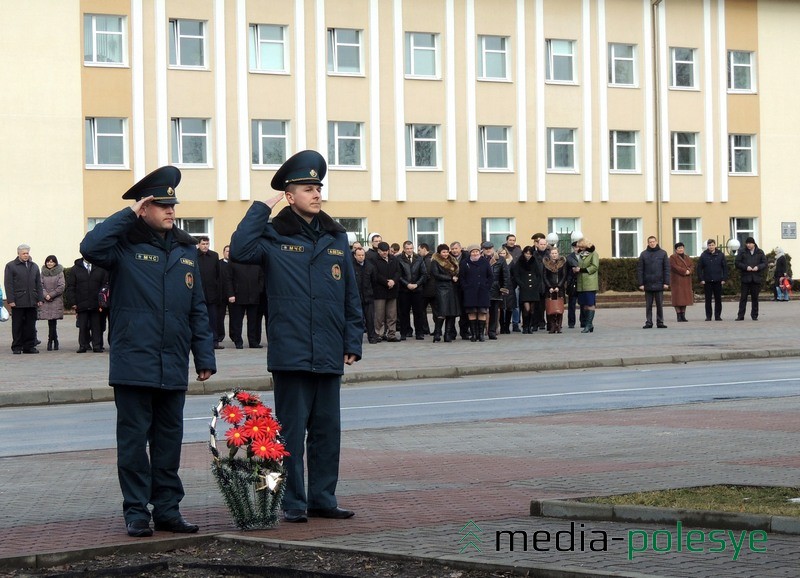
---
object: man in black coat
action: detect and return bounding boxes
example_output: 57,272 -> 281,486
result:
225,261 -> 265,348
216,246 -> 231,342
4,244 -> 44,354
735,236 -> 767,321
636,236 -> 670,329
66,257 -> 109,352
565,241 -> 581,328
353,247 -> 377,344
371,241 -> 401,341
397,241 -> 428,340
449,241 -> 470,340
696,239 -> 728,321
197,236 -> 223,349
531,234 -> 549,331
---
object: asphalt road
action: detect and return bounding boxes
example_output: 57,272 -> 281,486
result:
5,358 -> 800,458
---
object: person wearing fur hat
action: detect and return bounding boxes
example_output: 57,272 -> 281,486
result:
573,239 -> 599,333
669,242 -> 695,322
459,244 -> 493,341
543,246 -> 567,333
734,236 -> 767,320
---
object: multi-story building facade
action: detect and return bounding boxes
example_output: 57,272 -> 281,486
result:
2,0 -> 800,262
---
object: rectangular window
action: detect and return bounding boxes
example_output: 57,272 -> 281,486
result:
608,43 -> 635,85
176,218 -> 213,244
84,14 -> 126,65
548,218 -> 579,253
671,47 -> 696,88
328,121 -> 364,167
408,217 -> 442,249
481,218 -> 514,249
611,218 -> 641,258
405,32 -> 439,78
248,24 -> 288,73
673,218 -> 700,257
251,120 -> 287,166
728,50 -> 755,92
477,35 -> 508,80
729,134 -> 755,174
609,130 -> 638,172
333,218 -> 367,245
478,126 -> 510,170
731,218 -> 756,248
405,124 -> 439,168
87,218 -> 106,232
546,39 -> 575,82
169,19 -> 206,67
327,28 -> 362,74
671,132 -> 698,172
547,128 -> 576,171
171,118 -> 208,165
85,117 -> 127,167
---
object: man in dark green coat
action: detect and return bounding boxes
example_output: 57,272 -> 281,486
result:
80,166 -> 216,537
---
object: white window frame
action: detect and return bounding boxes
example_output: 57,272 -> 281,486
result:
405,124 -> 440,169
728,134 -> 756,175
171,118 -> 210,166
328,121 -> 364,168
87,218 -> 106,232
727,50 -> 756,93
251,120 -> 288,168
405,32 -> 440,79
249,24 -> 289,73
611,218 -> 642,258
408,217 -> 443,249
548,218 -> 580,237
547,128 -> 577,172
176,218 -> 213,245
546,39 -> 576,83
333,218 -> 368,244
609,130 -> 639,172
731,218 -> 757,248
85,117 -> 128,168
670,47 -> 697,89
671,132 -> 699,173
608,43 -> 636,86
481,218 -> 515,248
327,28 -> 363,75
84,14 -> 127,66
169,19 -> 207,69
673,218 -> 701,257
477,35 -> 509,81
478,126 -> 511,170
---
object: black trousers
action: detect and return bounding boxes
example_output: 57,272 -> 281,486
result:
114,385 -> 186,524
533,295 -> 546,328
567,291 -> 578,327
488,300 -> 501,335
738,281 -> 761,319
272,371 -> 342,512
10,306 -> 37,352
703,281 -> 723,319
77,309 -> 104,350
644,291 -> 665,325
216,302 -> 229,341
361,299 -> 376,342
398,290 -> 426,337
229,303 -> 262,347
205,302 -> 219,343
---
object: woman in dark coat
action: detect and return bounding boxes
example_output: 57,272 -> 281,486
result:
459,245 -> 493,342
542,247 -> 567,334
511,246 -> 542,333
38,255 -> 65,350
429,243 -> 460,342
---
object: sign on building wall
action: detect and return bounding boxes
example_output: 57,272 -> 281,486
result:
781,222 -> 797,240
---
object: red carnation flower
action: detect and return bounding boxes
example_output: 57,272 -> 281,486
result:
225,426 -> 248,447
220,405 -> 244,425
251,439 -> 290,460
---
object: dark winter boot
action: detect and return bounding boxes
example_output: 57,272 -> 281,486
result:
581,310 -> 595,333
579,308 -> 587,328
444,318 -> 456,342
433,318 -> 444,343
469,320 -> 478,342
477,320 -> 485,342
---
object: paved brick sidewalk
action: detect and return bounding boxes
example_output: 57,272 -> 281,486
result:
1,301 -> 799,576
2,396 -> 799,577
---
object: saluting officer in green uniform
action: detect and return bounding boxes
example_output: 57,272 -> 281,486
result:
230,150 -> 363,523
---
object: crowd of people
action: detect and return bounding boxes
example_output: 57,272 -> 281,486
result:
349,232 -> 601,341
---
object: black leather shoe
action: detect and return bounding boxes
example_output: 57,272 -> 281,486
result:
77,347 -> 87,353
283,509 -> 308,523
415,335 -> 425,340
23,348 -> 39,354
214,343 -> 225,350
12,350 -> 22,355
235,343 -> 244,349
127,519 -> 153,537
656,324 -> 667,329
154,517 -> 199,533
93,347 -> 105,353
307,507 -> 354,519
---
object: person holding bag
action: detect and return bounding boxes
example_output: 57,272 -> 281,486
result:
543,246 -> 567,334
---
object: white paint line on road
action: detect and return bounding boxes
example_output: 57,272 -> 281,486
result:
339,378 -> 800,411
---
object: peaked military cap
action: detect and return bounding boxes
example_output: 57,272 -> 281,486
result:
122,166 -> 182,205
271,150 -> 327,191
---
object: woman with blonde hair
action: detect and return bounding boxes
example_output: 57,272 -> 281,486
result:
573,239 -> 599,333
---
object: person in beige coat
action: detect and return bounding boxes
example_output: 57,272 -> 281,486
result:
669,242 -> 694,322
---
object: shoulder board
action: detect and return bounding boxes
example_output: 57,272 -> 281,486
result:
135,253 -> 159,262
281,244 -> 305,252
327,248 -> 344,256
181,258 -> 195,266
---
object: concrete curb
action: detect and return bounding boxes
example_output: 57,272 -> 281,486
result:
530,500 -> 800,535
3,349 -> 800,407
